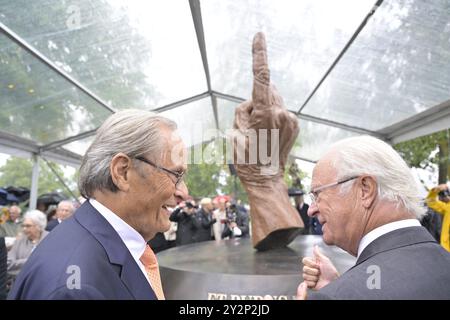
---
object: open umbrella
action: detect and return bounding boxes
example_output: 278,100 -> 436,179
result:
0,188 -> 8,205
6,193 -> 19,204
37,192 -> 68,205
5,186 -> 30,203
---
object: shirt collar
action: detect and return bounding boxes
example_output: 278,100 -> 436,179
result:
89,199 -> 146,263
357,219 -> 421,259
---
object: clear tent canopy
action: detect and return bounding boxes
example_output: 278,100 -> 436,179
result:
1,0 -> 450,195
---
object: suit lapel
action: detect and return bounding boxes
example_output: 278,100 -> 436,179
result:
354,226 -> 437,267
74,201 -> 156,300
120,257 -> 157,300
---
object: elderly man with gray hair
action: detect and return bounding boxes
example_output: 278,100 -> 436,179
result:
45,200 -> 75,232
0,205 -> 22,238
7,210 -> 48,277
297,136 -> 450,300
9,109 -> 189,300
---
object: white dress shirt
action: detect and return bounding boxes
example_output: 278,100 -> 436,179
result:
89,199 -> 152,287
357,219 -> 421,259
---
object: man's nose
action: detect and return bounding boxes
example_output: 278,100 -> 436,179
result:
175,181 -> 189,203
307,202 -> 319,217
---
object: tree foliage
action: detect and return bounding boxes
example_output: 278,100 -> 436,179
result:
0,156 -> 77,196
184,162 -> 222,200
394,129 -> 450,184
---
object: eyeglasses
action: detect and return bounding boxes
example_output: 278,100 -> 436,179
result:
22,224 -> 35,228
308,176 -> 359,204
135,156 -> 185,188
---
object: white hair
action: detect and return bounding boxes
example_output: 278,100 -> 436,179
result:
24,210 -> 47,231
78,109 -> 177,198
328,135 -> 425,219
57,200 -> 74,211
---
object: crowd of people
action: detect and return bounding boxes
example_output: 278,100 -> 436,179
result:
0,200 -> 77,295
149,196 -> 250,253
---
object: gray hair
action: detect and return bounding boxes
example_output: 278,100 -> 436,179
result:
78,109 -> 177,198
24,210 -> 47,231
57,200 -> 74,211
328,136 -> 425,219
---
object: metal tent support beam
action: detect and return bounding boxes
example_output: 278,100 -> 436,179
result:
296,0 -> 384,115
377,99 -> 450,144
41,157 -> 79,203
298,113 -> 385,138
40,129 -> 97,152
189,0 -> 219,130
153,92 -> 210,113
212,91 -> 384,138
211,95 -> 220,132
0,131 -> 82,167
29,154 -> 40,210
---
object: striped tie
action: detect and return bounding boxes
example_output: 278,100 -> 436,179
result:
140,244 -> 165,300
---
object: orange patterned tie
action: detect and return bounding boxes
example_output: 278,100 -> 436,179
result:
140,244 -> 165,300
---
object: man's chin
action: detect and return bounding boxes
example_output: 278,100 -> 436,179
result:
321,231 -> 333,246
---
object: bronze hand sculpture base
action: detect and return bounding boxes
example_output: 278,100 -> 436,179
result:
254,228 -> 302,251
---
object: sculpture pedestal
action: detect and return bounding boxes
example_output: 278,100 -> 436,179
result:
158,235 -> 355,300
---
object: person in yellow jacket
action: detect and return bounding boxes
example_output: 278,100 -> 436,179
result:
426,184 -> 450,252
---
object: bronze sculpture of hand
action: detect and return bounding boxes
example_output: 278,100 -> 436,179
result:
232,32 -> 304,251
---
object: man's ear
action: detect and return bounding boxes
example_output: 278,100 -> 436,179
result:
110,153 -> 132,192
360,175 -> 377,209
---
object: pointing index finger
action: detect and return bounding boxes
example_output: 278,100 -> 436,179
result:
252,32 -> 271,109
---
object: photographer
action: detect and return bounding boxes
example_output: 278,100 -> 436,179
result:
426,184 -> 450,252
193,198 -> 216,242
221,202 -> 250,239
169,201 -> 198,246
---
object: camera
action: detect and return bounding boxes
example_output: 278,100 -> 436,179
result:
225,204 -> 238,223
438,189 -> 450,198
185,202 -> 195,209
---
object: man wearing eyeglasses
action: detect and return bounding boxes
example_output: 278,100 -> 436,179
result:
296,136 -> 450,300
9,110 -> 189,299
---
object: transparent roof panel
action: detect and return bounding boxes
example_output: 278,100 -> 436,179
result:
60,135 -> 95,158
0,33 -> 111,145
302,0 -> 450,131
216,98 -> 239,132
291,118 -> 359,162
0,0 -> 206,110
159,97 -> 216,148
202,0 -> 375,111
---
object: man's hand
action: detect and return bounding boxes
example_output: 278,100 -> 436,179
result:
302,245 -> 339,290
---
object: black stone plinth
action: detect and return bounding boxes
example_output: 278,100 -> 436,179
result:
158,235 -> 355,300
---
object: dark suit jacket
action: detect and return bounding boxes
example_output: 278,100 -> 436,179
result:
310,226 -> 450,299
0,237 -> 6,300
296,203 -> 310,234
8,201 -> 156,300
45,219 -> 59,232
192,209 -> 215,243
